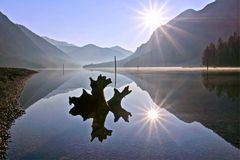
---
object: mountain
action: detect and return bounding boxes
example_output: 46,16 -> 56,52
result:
66,44 -> 132,65
42,36 -> 78,53
17,25 -> 79,67
86,0 -> 240,68
42,36 -> 75,47
0,12 -> 79,68
110,46 -> 133,56
44,37 -> 133,65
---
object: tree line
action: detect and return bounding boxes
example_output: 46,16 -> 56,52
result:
202,32 -> 240,67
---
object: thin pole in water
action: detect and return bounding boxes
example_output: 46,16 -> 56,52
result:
206,54 -> 208,73
137,59 -> 139,72
63,63 -> 64,75
114,56 -> 117,88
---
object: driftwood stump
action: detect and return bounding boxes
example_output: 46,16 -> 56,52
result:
69,74 -> 132,142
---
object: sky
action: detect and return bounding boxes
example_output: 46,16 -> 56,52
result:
0,0 -> 214,51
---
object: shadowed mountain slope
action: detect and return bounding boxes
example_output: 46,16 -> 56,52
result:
0,12 -> 79,68
86,0 -> 239,68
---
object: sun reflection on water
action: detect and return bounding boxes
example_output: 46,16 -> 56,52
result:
147,109 -> 159,120
134,103 -> 169,137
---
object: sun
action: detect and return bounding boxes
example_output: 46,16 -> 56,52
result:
134,0 -> 169,33
142,9 -> 163,31
147,109 -> 159,120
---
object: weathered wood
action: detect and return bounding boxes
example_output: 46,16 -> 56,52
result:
68,74 -> 131,142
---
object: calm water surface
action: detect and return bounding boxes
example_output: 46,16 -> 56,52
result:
7,69 -> 240,160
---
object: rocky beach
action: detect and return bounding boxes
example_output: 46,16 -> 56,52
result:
0,68 -> 36,159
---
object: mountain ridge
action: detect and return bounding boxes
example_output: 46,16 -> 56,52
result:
43,36 -> 133,65
0,12 -> 80,68
86,0 -> 239,68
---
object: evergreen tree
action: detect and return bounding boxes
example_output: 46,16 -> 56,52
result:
202,45 -> 210,67
202,32 -> 240,67
208,42 -> 217,66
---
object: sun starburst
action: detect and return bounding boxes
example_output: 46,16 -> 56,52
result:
147,108 -> 159,120
133,0 -> 169,34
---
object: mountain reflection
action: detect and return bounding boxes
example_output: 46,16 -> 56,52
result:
122,72 -> 240,148
68,75 -> 132,142
19,70 -> 240,148
20,70 -> 132,109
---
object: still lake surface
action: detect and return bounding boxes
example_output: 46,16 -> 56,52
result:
7,69 -> 240,160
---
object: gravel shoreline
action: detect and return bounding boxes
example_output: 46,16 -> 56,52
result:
0,68 -> 36,159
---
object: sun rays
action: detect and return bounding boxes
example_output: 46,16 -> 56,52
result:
147,109 -> 159,120
128,77 -> 189,144
131,102 -> 171,142
133,0 -> 169,35
131,0 -> 198,62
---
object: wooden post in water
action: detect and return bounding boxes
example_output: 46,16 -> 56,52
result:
206,54 -> 209,81
137,60 -> 139,72
114,56 -> 117,88
63,63 -> 64,75
206,54 -> 209,73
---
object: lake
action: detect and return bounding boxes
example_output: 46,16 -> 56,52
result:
6,69 -> 240,160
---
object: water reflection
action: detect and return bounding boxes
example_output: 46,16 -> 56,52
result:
68,75 -> 132,142
134,103 -> 171,141
20,70 -> 132,109
202,72 -> 240,101
7,70 -> 240,159
123,72 -> 240,148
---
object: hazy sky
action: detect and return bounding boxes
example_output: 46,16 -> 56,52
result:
0,0 -> 214,51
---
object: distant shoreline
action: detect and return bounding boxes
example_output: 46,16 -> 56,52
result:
26,67 -> 240,72
85,67 -> 240,73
